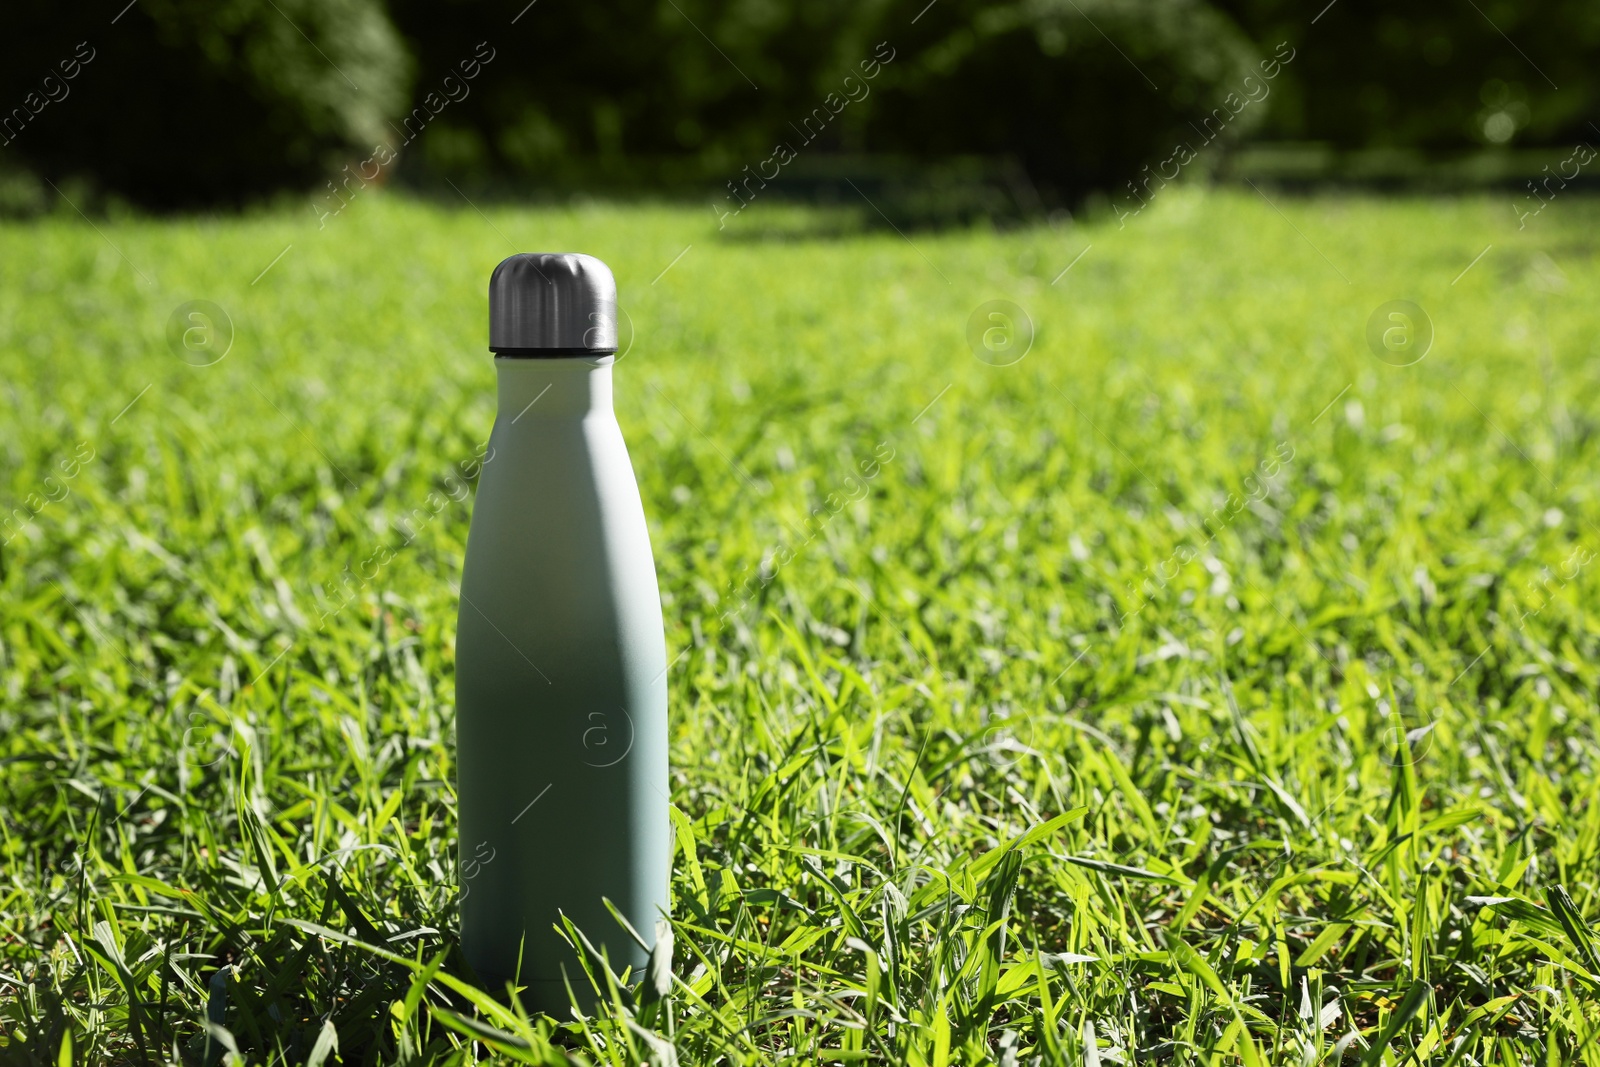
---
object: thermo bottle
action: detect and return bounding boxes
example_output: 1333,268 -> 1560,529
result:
455,253 -> 668,1011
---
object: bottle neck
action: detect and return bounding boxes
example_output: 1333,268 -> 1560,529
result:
495,356 -> 614,419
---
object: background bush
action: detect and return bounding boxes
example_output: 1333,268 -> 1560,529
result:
385,0 -> 1266,202
1216,0 -> 1600,151
855,0 -> 1266,202
3,0 -> 1598,209
0,0 -> 410,209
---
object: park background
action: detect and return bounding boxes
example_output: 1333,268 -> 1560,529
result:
3,2 -> 1600,1066
4,0 -> 1600,215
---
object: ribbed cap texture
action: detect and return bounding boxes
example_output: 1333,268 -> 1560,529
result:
489,253 -> 617,352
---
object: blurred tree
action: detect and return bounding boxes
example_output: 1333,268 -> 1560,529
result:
5,0 -> 1596,210
386,0 -> 1266,203
1213,0 -> 1600,151
856,0 -> 1267,200
383,0 -> 884,185
0,0 -> 410,208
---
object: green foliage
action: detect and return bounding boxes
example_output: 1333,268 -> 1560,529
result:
9,0 -> 1600,208
389,0 -> 1265,200
0,0 -> 410,208
859,0 -> 1267,198
1215,0 -> 1600,151
2,189 -> 1600,1064
387,0 -> 1600,201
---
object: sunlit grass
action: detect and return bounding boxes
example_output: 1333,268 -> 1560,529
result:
2,187 -> 1599,1064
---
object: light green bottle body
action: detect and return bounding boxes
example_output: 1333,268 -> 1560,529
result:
455,355 -> 668,1012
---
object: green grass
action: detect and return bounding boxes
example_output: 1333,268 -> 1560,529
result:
2,186 -> 1599,1066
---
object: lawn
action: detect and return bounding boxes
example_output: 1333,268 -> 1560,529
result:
2,187 -> 1599,1065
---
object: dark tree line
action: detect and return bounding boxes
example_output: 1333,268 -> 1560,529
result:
2,0 -> 1595,209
